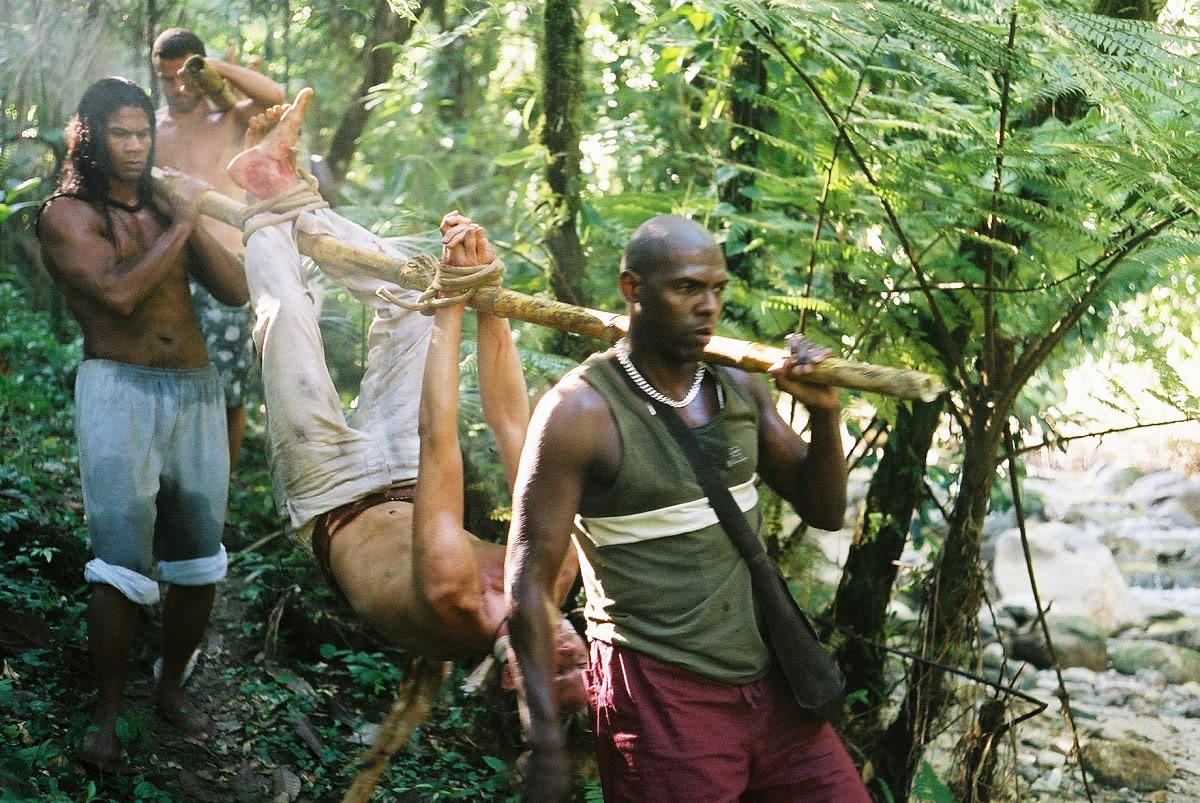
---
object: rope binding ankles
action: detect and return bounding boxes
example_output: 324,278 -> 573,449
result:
238,168 -> 329,244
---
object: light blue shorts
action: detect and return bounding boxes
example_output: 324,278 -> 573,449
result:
75,359 -> 229,605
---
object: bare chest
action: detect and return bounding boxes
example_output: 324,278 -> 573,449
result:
155,114 -> 244,196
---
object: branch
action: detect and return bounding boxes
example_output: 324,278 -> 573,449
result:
1016,416 -> 1198,455
800,37 -> 881,334
748,20 -> 967,391
983,10 -> 1019,388
1003,427 -> 1096,803
1009,207 -> 1192,397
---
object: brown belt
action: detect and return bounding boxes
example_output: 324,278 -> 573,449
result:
311,482 -> 416,605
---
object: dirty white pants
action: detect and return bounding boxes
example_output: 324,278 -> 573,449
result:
243,210 -> 433,538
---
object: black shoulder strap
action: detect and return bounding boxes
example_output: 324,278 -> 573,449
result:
609,356 -> 768,568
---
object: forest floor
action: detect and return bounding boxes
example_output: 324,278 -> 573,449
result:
3,527 -> 537,802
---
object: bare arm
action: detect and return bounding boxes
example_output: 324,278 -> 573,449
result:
187,222 -> 248,306
206,59 -> 286,121
477,311 -> 529,492
750,361 -> 848,531
439,212 -> 530,491
505,381 -> 605,801
39,198 -> 194,317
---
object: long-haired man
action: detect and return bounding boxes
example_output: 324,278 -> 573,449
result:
37,76 -> 248,770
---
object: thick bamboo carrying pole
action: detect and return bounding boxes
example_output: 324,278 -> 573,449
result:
157,169 -> 945,402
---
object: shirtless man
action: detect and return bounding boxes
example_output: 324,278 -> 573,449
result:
153,27 -> 285,466
225,89 -> 586,700
36,77 -> 249,769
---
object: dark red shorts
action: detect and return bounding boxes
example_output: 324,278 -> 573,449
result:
585,640 -> 870,803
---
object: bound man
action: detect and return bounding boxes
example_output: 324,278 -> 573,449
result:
37,77 -> 248,769
224,89 -> 587,700
506,216 -> 871,801
153,27 -> 286,467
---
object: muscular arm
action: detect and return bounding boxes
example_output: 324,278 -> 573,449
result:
745,371 -> 848,531
506,381 -> 604,753
477,311 -> 530,492
206,59 -> 285,122
39,199 -> 193,317
187,223 -> 248,306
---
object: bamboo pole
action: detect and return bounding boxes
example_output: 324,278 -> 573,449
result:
157,168 -> 946,402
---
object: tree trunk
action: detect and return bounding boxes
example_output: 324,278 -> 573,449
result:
867,415 -> 1002,801
721,40 -> 768,283
324,0 -> 428,194
829,397 -> 945,725
540,0 -> 588,307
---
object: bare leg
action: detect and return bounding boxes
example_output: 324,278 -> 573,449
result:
154,583 -> 215,738
226,405 -> 246,469
81,584 -> 139,768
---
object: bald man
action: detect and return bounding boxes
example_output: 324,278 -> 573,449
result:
506,216 -> 869,801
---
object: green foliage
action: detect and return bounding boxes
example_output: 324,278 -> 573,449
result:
911,760 -> 958,803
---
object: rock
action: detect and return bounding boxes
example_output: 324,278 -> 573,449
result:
993,522 -> 1144,633
1110,640 -> 1200,685
1081,739 -> 1174,791
1091,463 -> 1146,495
1149,498 -> 1200,527
1037,749 -> 1067,768
1031,766 -> 1063,793
982,641 -> 1006,669
1126,470 -> 1189,508
1008,614 -> 1108,671
1144,617 -> 1200,652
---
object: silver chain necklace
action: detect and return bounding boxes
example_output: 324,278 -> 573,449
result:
614,338 -> 706,409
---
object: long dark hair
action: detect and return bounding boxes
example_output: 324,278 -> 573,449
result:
38,77 -> 160,241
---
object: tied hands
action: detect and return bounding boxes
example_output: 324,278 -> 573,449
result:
440,210 -> 495,268
768,334 -> 840,412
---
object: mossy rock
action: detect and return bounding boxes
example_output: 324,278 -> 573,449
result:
1109,639 -> 1200,685
1008,614 -> 1108,672
1082,739 -> 1173,791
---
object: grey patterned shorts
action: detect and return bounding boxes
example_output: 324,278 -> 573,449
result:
191,281 -> 254,407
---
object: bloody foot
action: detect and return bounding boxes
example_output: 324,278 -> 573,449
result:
227,87 -> 313,198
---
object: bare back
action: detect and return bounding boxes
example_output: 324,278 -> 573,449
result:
39,197 -> 209,368
155,107 -> 246,254
329,502 -> 506,658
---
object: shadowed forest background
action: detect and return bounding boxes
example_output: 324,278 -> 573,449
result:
3,0 -> 1200,800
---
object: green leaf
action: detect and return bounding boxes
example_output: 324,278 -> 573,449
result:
482,755 -> 507,772
494,144 -> 545,167
319,643 -> 338,660
912,761 -> 957,802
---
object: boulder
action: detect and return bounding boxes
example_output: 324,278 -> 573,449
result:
1144,617 -> 1200,652
993,522 -> 1144,633
1125,470 -> 1189,507
1007,615 -> 1107,672
1081,739 -> 1174,792
1090,463 -> 1146,495
1109,639 -> 1200,685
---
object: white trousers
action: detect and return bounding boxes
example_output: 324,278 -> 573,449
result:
243,210 -> 433,537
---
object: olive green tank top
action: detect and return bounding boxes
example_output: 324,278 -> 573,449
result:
572,352 -> 770,684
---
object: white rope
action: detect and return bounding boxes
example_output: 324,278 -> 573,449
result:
380,257 -> 506,315
238,169 -> 329,244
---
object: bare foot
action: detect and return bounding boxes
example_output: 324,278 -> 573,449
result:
154,690 -> 213,742
77,720 -> 122,771
227,87 -> 314,198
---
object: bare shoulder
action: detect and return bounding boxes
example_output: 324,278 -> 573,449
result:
530,368 -> 614,455
719,363 -> 772,404
38,196 -> 101,241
